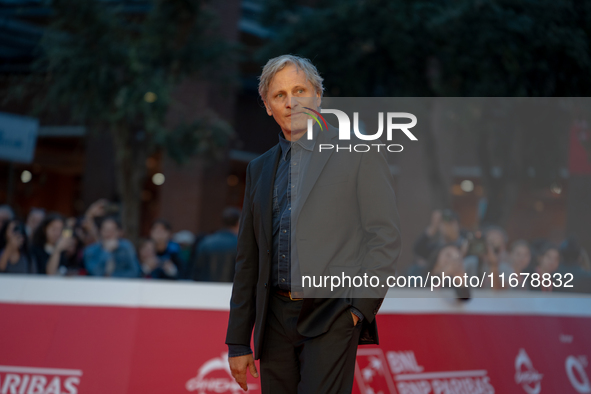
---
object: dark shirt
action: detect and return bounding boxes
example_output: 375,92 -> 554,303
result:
271,131 -> 315,290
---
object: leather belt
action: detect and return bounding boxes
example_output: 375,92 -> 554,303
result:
275,288 -> 304,300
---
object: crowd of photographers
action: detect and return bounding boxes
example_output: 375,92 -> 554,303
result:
0,200 -> 241,282
2,200 -> 591,293
407,209 -> 591,293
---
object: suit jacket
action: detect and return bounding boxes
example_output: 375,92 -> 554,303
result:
225,124 -> 401,360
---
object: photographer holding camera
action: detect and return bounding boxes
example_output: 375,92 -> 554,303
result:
463,226 -> 513,289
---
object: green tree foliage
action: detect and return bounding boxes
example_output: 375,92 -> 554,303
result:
10,0 -> 235,240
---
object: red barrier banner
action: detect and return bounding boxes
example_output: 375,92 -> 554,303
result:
0,276 -> 590,394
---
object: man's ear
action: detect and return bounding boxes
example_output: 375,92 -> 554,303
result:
263,100 -> 273,116
315,92 -> 322,110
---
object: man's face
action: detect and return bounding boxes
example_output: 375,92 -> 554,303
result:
263,64 -> 321,141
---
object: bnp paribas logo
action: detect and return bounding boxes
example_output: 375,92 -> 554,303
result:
304,107 -> 418,153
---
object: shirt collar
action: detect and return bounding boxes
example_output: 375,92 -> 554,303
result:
278,127 -> 317,161
278,132 -> 291,161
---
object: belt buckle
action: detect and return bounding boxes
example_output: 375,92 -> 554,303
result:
289,291 -> 303,301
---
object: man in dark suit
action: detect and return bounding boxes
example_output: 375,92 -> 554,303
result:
226,54 -> 401,393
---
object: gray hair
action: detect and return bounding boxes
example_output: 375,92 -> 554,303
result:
258,54 -> 324,101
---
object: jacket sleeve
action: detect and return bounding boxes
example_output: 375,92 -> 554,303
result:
227,344 -> 253,358
350,146 -> 402,323
225,162 -> 259,347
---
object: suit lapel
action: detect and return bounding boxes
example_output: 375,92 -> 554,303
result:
296,124 -> 338,215
258,144 -> 281,249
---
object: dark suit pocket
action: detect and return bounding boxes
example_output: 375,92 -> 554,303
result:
359,322 -> 376,344
335,307 -> 357,330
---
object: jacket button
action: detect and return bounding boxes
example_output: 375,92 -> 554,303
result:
267,250 -> 270,254
264,282 -> 268,288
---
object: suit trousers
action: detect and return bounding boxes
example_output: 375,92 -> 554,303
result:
260,292 -> 363,394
